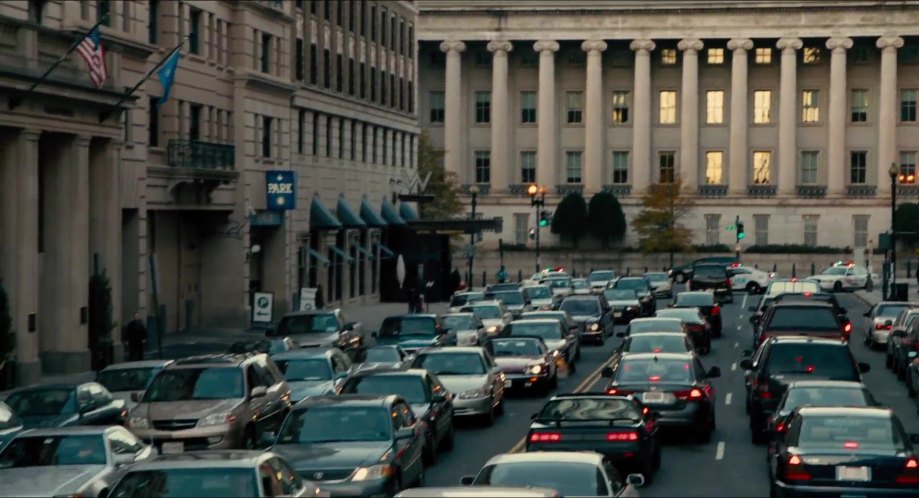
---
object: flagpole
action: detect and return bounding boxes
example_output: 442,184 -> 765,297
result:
98,35 -> 189,123
8,18 -> 108,110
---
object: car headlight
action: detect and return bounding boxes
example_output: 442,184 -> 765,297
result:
458,387 -> 490,399
589,323 -> 601,331
199,412 -> 238,427
486,326 -> 499,334
351,464 -> 394,481
527,364 -> 544,374
129,416 -> 149,429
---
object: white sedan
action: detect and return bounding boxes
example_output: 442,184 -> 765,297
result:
806,264 -> 876,292
728,266 -> 776,294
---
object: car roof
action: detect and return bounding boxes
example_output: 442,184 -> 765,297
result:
485,451 -> 604,466
442,312 -> 477,318
101,359 -> 173,371
617,276 -> 646,281
627,332 -> 687,339
387,314 -> 439,319
523,310 -> 564,315
769,301 -> 835,309
619,352 -> 695,361
6,382 -> 90,393
128,450 -> 271,470
510,319 -> 562,325
694,262 -> 727,267
294,394 -> 394,408
767,336 -> 847,346
280,310 -> 338,317
416,347 -> 485,355
17,426 -> 113,437
796,406 -> 893,418
786,380 -> 866,389
366,344 -> 403,350
270,348 -> 338,360
171,353 -> 259,367
561,295 -> 599,301
464,301 -> 503,307
631,317 -> 682,323
352,367 -> 428,378
396,487 -> 558,498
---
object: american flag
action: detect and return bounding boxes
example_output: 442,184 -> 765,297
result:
76,27 -> 107,88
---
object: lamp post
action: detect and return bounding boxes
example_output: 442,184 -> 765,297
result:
527,184 -> 547,273
889,162 -> 899,298
468,185 -> 480,290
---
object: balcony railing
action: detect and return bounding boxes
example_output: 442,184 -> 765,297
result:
847,185 -> 877,198
747,184 -> 777,197
602,184 -> 632,197
797,185 -> 827,198
897,184 -> 919,196
556,184 -> 584,195
461,183 -> 491,195
167,140 -> 236,170
698,184 -> 728,197
507,183 -> 529,195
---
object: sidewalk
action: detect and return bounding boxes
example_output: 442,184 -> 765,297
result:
852,278 -> 919,306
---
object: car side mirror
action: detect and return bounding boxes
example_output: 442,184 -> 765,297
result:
130,392 -> 142,403
626,473 -> 646,488
748,306 -> 758,312
863,311 -> 871,317
601,366 -> 615,378
395,427 -> 415,441
78,401 -> 95,414
894,329 -> 907,338
431,393 -> 447,403
113,452 -> 136,466
749,315 -> 759,324
739,359 -> 754,370
858,362 -> 871,374
261,431 -> 276,446
707,366 -> 721,378
250,386 -> 268,398
460,476 -> 476,486
530,413 -> 538,421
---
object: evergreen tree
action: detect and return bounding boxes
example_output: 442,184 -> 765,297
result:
551,192 -> 589,248
587,191 -> 627,248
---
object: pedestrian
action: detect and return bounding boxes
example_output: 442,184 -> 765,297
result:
407,287 -> 418,313
123,312 -> 147,362
315,284 -> 325,309
450,267 -> 462,295
497,265 -> 509,283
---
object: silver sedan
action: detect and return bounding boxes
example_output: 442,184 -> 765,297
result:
410,347 -> 506,425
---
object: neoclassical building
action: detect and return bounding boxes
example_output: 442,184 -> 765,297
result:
417,0 -> 919,250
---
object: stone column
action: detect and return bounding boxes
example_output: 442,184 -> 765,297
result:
678,39 -> 703,188
440,40 -> 466,181
534,40 -> 560,187
777,37 -> 803,196
89,139 -> 123,339
877,36 -> 904,195
728,38 -> 753,196
582,39 -> 608,193
487,40 -> 513,191
826,37 -> 853,197
630,39 -> 656,193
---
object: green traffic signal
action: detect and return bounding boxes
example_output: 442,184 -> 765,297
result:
737,222 -> 745,240
538,210 -> 550,227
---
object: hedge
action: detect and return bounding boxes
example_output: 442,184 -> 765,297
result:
744,244 -> 850,254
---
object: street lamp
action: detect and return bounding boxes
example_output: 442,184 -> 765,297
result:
889,162 -> 899,298
468,185 -> 480,290
527,184 -> 547,273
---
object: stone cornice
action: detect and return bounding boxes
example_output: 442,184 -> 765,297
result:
418,2 -> 919,16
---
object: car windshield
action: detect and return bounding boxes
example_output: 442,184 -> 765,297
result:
626,335 -> 690,353
630,320 -> 683,334
491,339 -> 542,357
109,469 -> 258,498
645,273 -> 668,282
363,347 -> 401,363
0,403 -> 21,431
342,375 -> 429,403
822,267 -> 849,276
546,279 -> 572,288
5,388 -> 76,416
380,316 -> 437,337
493,292 -> 525,305
276,314 -> 339,335
526,287 -> 552,299
765,308 -> 838,331
97,367 -> 160,392
588,271 -> 614,282
0,435 -> 106,468
616,279 -> 649,291
693,266 -> 726,278
450,293 -> 484,307
877,304 -> 911,318
572,280 -> 589,289
476,462 -> 606,497
413,353 -> 486,375
464,306 -> 502,320
508,322 -> 562,341
798,415 -> 904,451
559,299 -> 600,316
274,359 -> 332,381
443,315 -> 478,330
676,293 -> 714,307
537,397 -> 640,421
277,406 -> 391,444
783,387 -> 869,412
605,289 -> 637,301
656,309 -> 702,323
765,344 -> 859,379
144,368 -> 244,401
616,358 -> 694,383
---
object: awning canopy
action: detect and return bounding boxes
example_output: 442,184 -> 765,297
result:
374,241 -> 396,259
360,195 -> 387,228
337,195 -> 366,228
356,245 -> 375,261
399,202 -> 420,222
329,245 -> 354,263
311,194 -> 342,230
381,197 -> 407,226
307,248 -> 330,266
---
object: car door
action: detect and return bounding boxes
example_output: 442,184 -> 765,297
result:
427,373 -> 453,437
601,458 -> 624,497
393,401 -> 424,483
246,364 -> 274,433
483,351 -> 505,396
256,358 -> 289,430
83,384 -> 117,425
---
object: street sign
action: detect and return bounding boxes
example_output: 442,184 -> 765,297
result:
299,288 -> 317,311
725,225 -> 735,230
252,292 -> 274,323
266,171 -> 296,210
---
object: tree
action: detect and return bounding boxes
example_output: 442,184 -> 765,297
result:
417,131 -> 464,220
587,191 -> 627,248
632,177 -> 696,267
551,192 -> 589,248
894,202 -> 919,245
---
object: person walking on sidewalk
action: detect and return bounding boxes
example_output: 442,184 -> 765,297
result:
497,265 -> 509,284
123,312 -> 147,362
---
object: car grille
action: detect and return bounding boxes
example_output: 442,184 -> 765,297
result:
300,469 -> 354,481
152,419 -> 198,431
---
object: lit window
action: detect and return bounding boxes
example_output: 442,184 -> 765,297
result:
752,151 -> 771,184
850,151 -> 867,185
659,90 -> 677,124
660,48 -> 677,65
754,48 -> 772,64
802,90 -> 820,123
851,89 -> 868,123
706,90 -> 724,124
566,151 -> 583,184
474,151 -> 491,184
707,48 -> 724,64
753,90 -> 772,124
802,47 -> 821,64
566,91 -> 583,124
800,151 -> 819,185
611,151 -> 629,184
611,91 -> 629,124
705,151 -> 724,184
900,151 -> 917,183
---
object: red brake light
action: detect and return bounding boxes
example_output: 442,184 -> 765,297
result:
711,305 -> 720,316
908,457 -> 919,469
788,455 -> 802,465
652,348 -> 663,353
607,388 -> 633,396
675,388 -> 706,400
775,422 -> 787,433
606,431 -> 639,441
648,375 -> 662,382
843,441 -> 859,449
896,457 -> 919,484
783,454 -> 811,481
844,322 -> 853,334
529,432 -> 562,443
689,388 -> 703,399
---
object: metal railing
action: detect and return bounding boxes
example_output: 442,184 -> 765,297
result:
166,139 -> 235,170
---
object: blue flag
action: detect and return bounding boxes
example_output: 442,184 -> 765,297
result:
156,50 -> 180,107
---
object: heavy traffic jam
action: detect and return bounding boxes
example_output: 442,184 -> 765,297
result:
0,259 -> 918,497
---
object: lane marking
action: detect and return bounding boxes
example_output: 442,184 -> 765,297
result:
725,392 -> 733,405
736,325 -> 742,331
731,362 -> 737,371
734,342 -> 739,348
741,293 -> 748,311
715,441 -> 725,460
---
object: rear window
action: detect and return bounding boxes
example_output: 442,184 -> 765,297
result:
783,387 -> 869,411
493,291 -> 524,305
626,335 -> 689,353
877,304 -> 910,318
589,271 -> 615,282
616,358 -> 693,383
765,307 -> 839,331
110,468 -> 258,498
630,320 -> 683,334
537,397 -> 640,421
766,281 -> 820,298
693,265 -> 727,278
798,415 -> 904,452
675,293 -> 714,307
765,343 -> 858,379
380,316 -> 438,337
615,279 -> 648,291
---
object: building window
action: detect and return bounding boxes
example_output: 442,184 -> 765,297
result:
370,5 -> 376,41
754,214 -> 769,245
338,119 -> 345,158
853,215 -> 869,248
851,89 -> 868,122
189,8 -> 201,54
325,115 -> 333,157
612,151 -> 629,184
900,151 -> 917,181
474,91 -> 491,124
371,126 -> 378,163
901,89 -> 917,122
295,40 -> 304,80
97,0 -> 111,25
148,0 -> 158,43
361,124 -> 368,162
262,116 -> 272,158
514,213 -> 530,245
802,90 -> 820,123
800,150 -> 819,185
660,48 -> 677,65
900,46 -> 919,64
705,214 -> 721,245
389,73 -> 396,107
474,151 -> 491,183
148,97 -> 159,147
520,151 -> 536,184
348,58 -> 355,95
705,151 -> 724,184
29,0 -> 46,24
706,90 -> 724,124
566,151 -> 583,184
611,90 -> 629,123
707,48 -> 724,64
324,49 -> 331,89
189,103 -> 201,141
297,110 -> 305,153
659,90 -> 677,124
429,91 -> 444,123
566,91 -> 583,124
312,113 -> 319,155
408,81 -> 414,113
659,152 -> 676,183
803,215 -> 819,247
309,44 -> 318,85
850,151 -> 867,184
369,67 -> 377,101
852,46 -> 870,64
566,50 -> 586,66
521,91 -> 537,124
473,50 -> 490,66
753,90 -> 772,124
802,47 -> 821,64
359,62 -> 366,99
753,151 -> 771,184
520,51 -> 537,66
337,54 -> 344,93
754,47 -> 772,64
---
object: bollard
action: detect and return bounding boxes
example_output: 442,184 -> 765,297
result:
644,266 -> 648,273
810,263 -> 815,276
772,263 -> 777,273
792,263 -> 797,278
908,261 -> 912,280
626,267 -> 631,276
482,271 -> 487,288
518,269 -> 523,282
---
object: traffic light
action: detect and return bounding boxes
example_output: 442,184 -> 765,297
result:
539,211 -> 550,227
737,222 -> 745,240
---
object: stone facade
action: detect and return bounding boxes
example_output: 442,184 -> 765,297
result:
416,0 -> 919,251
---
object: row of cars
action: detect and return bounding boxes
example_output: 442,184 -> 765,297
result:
864,300 -> 919,408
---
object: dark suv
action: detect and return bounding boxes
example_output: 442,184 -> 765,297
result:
739,336 -> 870,444
754,302 -> 851,348
688,264 -> 732,303
669,256 -> 738,283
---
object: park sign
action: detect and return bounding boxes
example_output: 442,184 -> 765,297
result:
266,170 -> 296,211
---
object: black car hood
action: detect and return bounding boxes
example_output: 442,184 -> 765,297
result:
272,440 -> 392,470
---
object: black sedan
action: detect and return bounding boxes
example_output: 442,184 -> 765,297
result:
611,277 -> 656,316
671,291 -> 722,337
525,393 -> 661,482
768,406 -> 919,497
557,295 -> 614,345
338,368 -> 455,465
655,308 -> 712,355
3,382 -> 127,429
267,394 -> 425,496
601,352 -> 720,443
611,333 -> 695,365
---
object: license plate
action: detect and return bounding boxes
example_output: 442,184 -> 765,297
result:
161,442 -> 184,454
836,466 -> 870,482
643,392 -> 665,403
504,380 -> 512,388
614,312 -> 622,318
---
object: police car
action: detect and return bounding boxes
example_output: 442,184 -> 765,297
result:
805,260 -> 876,292
727,265 -> 776,294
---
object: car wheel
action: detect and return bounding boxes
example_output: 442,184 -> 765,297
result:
390,474 -> 403,496
597,333 -> 605,347
641,451 -> 655,485
746,282 -> 761,295
833,281 -> 843,293
886,351 -> 894,368
898,360 -> 908,381
653,438 -> 662,470
495,393 -> 505,415
751,415 -> 767,445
